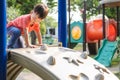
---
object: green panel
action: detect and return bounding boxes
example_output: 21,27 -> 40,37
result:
70,21 -> 83,43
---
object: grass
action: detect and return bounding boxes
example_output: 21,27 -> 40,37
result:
73,43 -> 83,51
111,57 -> 120,66
115,73 -> 120,79
111,57 -> 120,79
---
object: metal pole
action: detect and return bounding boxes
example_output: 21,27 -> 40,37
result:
117,6 -> 120,36
83,0 -> 87,51
0,0 -> 7,80
98,5 -> 101,49
58,0 -> 67,47
102,4 -> 105,39
68,0 -> 71,47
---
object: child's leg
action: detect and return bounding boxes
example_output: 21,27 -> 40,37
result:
30,31 -> 36,45
7,26 -> 21,48
13,36 -> 25,48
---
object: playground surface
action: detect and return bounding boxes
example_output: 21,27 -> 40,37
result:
16,63 -> 120,80
8,46 -> 118,80
15,48 -> 120,80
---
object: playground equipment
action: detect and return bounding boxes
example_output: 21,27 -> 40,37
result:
94,39 -> 117,67
7,46 -> 119,80
0,1 -> 7,80
94,0 -> 120,67
58,0 -> 67,47
70,19 -> 117,43
69,0 -> 119,67
70,21 -> 83,43
0,0 -> 119,80
86,19 -> 117,42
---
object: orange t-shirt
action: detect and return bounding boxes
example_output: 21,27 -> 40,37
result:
27,22 -> 40,33
7,14 -> 31,34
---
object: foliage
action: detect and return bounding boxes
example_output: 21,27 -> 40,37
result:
70,0 -> 116,19
45,16 -> 57,28
7,6 -> 21,22
47,0 -> 57,13
105,8 -> 117,19
7,0 -> 42,14
70,0 -> 99,17
111,36 -> 120,64
7,0 -> 117,20
116,37 -> 120,59
39,16 -> 57,35
7,0 -> 57,14
40,21 -> 46,35
115,73 -> 120,79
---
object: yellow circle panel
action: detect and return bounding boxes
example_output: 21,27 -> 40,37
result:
71,26 -> 81,40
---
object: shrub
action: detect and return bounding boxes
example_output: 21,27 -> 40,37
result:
7,6 -> 21,22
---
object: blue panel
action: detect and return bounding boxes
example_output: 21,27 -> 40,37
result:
0,0 -> 7,80
58,0 -> 67,47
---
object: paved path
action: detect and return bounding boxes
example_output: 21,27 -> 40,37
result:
16,69 -> 43,80
107,65 -> 120,73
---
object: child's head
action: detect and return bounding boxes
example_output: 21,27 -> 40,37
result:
33,3 -> 49,19
31,3 -> 48,23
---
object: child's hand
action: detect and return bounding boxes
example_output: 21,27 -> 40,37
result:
36,44 -> 43,46
27,44 -> 37,48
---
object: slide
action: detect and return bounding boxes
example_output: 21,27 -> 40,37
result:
94,39 -> 117,67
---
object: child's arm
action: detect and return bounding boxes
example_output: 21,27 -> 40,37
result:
35,30 -> 42,45
23,28 -> 36,48
23,28 -> 30,47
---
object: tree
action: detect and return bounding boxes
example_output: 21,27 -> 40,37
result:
45,16 -> 57,28
7,6 -> 21,22
105,8 -> 117,19
69,0 -> 116,19
7,0 -> 42,14
70,0 -> 99,18
40,21 -> 46,35
47,0 -> 57,13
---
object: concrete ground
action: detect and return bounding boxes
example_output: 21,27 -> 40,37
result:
107,65 -> 120,73
16,69 -> 43,80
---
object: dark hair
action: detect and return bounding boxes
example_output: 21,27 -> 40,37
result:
34,3 -> 48,19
